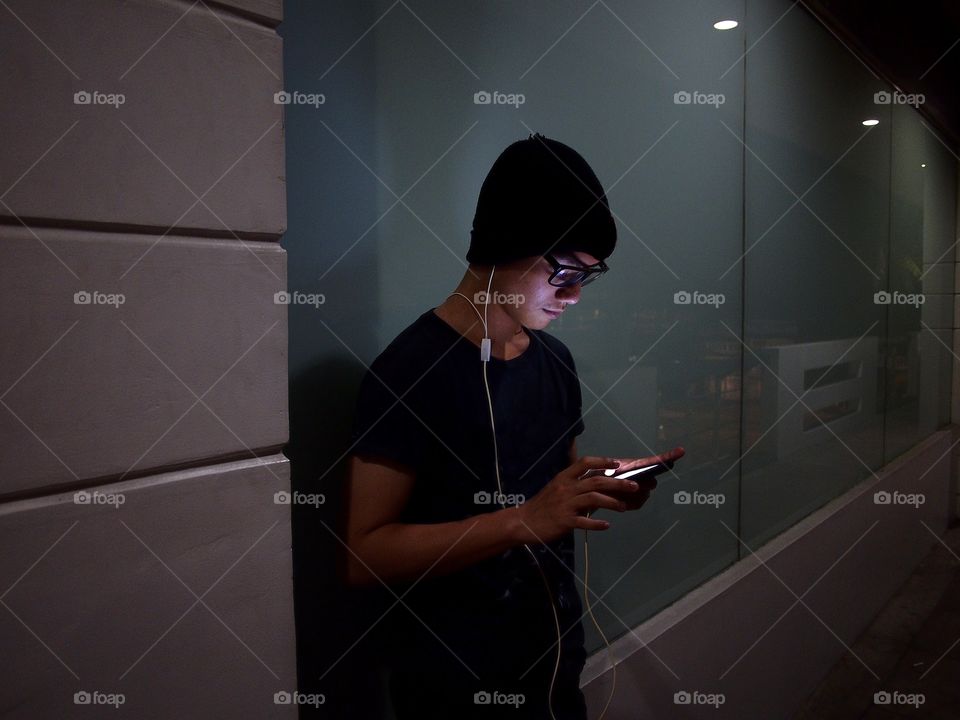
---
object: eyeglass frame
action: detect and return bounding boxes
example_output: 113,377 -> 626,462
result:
543,252 -> 609,287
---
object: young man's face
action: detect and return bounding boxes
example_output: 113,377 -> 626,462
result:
495,251 -> 601,329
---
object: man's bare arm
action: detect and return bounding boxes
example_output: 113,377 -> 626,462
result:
343,454 -> 525,587
344,450 -> 630,587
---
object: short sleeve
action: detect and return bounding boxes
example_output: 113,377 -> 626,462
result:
349,354 -> 427,472
564,345 -> 586,439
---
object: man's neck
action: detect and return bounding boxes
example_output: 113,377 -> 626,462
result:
436,283 -> 527,360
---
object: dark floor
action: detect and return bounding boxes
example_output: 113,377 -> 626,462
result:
794,521 -> 960,719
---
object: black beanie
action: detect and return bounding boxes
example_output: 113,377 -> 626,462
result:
466,133 -> 617,266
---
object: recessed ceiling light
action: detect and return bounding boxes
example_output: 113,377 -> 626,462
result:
862,119 -> 880,126
921,163 -> 926,167
714,20 -> 738,30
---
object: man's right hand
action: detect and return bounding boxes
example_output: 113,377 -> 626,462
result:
514,456 -> 640,544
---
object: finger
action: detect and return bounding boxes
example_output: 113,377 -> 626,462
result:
607,487 -> 654,503
618,447 -> 685,469
578,491 -> 627,514
608,456 -> 661,473
571,456 -> 621,479
639,455 -> 672,468
580,476 -> 642,494
643,447 -> 683,466
577,468 -> 609,480
574,516 -> 611,532
578,456 -> 623,470
606,480 -> 657,502
621,475 -> 659,490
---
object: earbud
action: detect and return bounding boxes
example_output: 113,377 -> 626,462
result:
447,262 -> 575,720
446,259 -> 613,720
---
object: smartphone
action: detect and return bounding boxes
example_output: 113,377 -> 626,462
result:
603,447 -> 685,480
605,462 -> 671,480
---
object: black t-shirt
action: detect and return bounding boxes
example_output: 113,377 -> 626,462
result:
349,308 -> 587,684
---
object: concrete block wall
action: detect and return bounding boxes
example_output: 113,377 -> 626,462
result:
0,1 -> 296,717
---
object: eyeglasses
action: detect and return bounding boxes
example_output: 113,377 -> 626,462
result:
544,253 -> 609,288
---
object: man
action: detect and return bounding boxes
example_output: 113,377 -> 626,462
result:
344,134 -> 657,719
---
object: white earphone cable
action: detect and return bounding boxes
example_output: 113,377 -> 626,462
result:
448,267 -> 616,720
